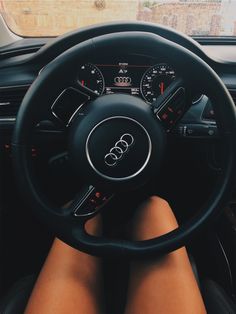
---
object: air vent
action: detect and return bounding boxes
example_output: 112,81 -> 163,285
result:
0,86 -> 29,117
229,89 -> 236,104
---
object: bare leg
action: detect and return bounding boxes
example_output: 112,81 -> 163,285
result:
125,196 -> 206,314
24,216 -> 104,314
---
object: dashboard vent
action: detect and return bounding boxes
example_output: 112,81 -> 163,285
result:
229,89 -> 236,104
0,86 -> 29,116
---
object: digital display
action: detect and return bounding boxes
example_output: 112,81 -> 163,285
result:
95,62 -> 149,97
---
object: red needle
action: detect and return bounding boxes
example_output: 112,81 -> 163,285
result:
160,82 -> 164,95
81,80 -> 85,86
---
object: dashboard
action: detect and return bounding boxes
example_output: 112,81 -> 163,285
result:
0,21 -> 236,144
77,55 -> 175,104
47,53 -> 209,132
74,54 -> 214,138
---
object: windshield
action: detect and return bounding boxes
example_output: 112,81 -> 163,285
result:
0,0 -> 235,37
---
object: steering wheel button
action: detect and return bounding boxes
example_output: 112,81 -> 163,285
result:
202,101 -> 215,121
208,129 -> 215,136
161,112 -> 168,120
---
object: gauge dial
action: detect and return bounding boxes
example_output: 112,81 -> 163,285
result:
78,63 -> 105,95
141,63 -> 176,103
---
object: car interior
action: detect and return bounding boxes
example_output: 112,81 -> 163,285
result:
1,1 -> 236,313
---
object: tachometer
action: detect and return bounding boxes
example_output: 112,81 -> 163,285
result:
78,63 -> 105,95
141,63 -> 175,103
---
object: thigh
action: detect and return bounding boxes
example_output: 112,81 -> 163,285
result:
25,216 -> 104,314
124,197 -> 206,314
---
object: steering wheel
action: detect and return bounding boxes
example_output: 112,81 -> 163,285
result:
12,30 -> 236,258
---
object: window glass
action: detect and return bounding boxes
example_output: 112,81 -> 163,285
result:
0,0 -> 235,37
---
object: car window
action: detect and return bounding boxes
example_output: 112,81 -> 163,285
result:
0,0 -> 236,37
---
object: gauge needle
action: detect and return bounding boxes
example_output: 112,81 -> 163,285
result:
81,80 -> 85,86
160,82 -> 164,94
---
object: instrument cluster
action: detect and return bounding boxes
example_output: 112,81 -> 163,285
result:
77,55 -> 176,104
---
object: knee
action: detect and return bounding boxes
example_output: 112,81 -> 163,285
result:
131,196 -> 178,241
143,196 -> 173,219
148,195 -> 170,209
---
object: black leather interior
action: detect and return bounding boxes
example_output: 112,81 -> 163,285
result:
0,275 -> 35,314
202,279 -> 236,314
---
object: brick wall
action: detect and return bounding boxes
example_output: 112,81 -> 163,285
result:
152,2 -> 221,36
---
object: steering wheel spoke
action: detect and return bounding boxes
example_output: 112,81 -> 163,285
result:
69,185 -> 113,218
152,77 -> 190,131
51,85 -> 97,126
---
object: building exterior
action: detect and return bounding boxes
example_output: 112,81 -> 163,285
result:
137,3 -> 153,22
0,0 -> 139,36
234,21 -> 236,36
151,1 -> 222,35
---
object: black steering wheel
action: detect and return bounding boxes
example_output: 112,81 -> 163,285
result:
12,29 -> 236,258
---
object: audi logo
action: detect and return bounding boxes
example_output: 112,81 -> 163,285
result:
104,133 -> 134,167
114,77 -> 132,84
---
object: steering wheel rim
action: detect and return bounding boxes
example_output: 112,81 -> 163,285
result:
12,30 -> 236,258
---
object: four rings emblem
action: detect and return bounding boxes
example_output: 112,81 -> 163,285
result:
104,133 -> 134,167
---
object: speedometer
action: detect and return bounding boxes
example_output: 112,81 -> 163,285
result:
78,63 -> 105,95
141,63 -> 175,103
